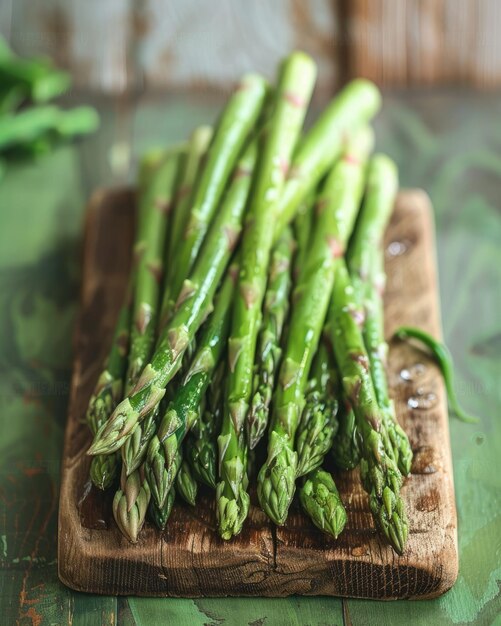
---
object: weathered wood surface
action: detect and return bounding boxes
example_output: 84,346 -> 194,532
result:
347,0 -> 501,87
58,187 -> 458,599
2,0 -> 501,90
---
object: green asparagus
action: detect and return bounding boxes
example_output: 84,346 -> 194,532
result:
295,343 -> 339,477
159,74 -> 267,326
145,263 -> 237,506
89,453 -> 120,492
126,148 -> 184,391
328,260 -> 408,554
121,408 -> 159,475
292,193 -> 315,279
166,126 -> 213,269
299,468 -> 347,539
187,361 -> 225,489
86,279 -> 132,490
273,79 -> 381,240
112,465 -> 151,543
247,227 -> 294,450
88,143 -> 257,457
394,326 -> 479,423
149,487 -> 175,530
257,127 -> 373,526
176,454 -> 198,506
218,52 -> 317,540
348,155 -> 412,476
331,398 -> 360,471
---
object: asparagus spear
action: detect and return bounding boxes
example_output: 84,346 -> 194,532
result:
257,127 -> 373,526
295,343 -> 339,477
176,454 -> 198,506
86,268 -> 133,490
149,487 -> 175,530
86,148 -> 169,486
299,468 -> 347,539
88,143 -> 257,457
328,260 -> 408,554
292,193 -> 315,280
348,155 -> 412,476
247,227 -> 294,450
166,126 -> 213,269
121,408 -> 158,475
112,465 -> 151,543
159,74 -> 267,326
331,398 -> 360,471
187,361 -> 225,489
218,52 -> 317,540
273,79 -> 381,240
89,454 -> 119,491
394,326 -> 478,423
145,264 -> 237,506
86,285 -> 131,438
126,148 -> 184,391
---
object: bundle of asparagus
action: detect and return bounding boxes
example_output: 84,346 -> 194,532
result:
85,51 -> 470,553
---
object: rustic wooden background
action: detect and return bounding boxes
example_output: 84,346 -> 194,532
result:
1,0 -> 501,93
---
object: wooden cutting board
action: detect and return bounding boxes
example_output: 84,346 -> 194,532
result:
58,188 -> 458,599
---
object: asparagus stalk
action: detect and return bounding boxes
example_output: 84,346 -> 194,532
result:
328,325 -> 361,471
121,408 -> 158,475
273,79 -> 381,240
159,74 -> 268,326
126,148 -> 184,391
292,193 -> 315,280
187,360 -> 225,489
295,342 -> 339,477
85,148 -> 169,486
348,155 -> 412,476
85,257 -> 134,490
112,465 -> 151,543
88,143 -> 257,457
394,326 -> 478,423
247,227 -> 294,450
328,260 -> 408,554
257,127 -> 373,526
218,52 -> 317,540
145,264 -> 237,506
176,454 -> 198,506
86,283 -> 131,437
166,126 -> 213,269
331,398 -> 360,471
89,453 -> 119,491
149,487 -> 175,530
299,468 -> 347,539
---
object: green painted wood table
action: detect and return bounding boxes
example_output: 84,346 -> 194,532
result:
0,90 -> 500,625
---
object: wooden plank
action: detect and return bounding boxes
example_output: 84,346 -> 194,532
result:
346,0 -> 501,88
58,188 -> 458,598
135,0 -> 339,96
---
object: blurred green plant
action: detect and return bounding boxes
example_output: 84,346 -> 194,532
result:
0,37 -> 99,174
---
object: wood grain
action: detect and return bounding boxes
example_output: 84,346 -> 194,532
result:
58,188 -> 458,599
3,0 -> 501,91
